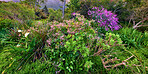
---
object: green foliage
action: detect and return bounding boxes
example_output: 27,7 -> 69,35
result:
64,34 -> 89,57
64,0 -> 81,19
0,47 -> 14,73
125,0 -> 142,9
89,56 -> 107,73
105,32 -> 122,45
66,0 -> 80,12
35,6 -> 49,20
0,2 -> 35,21
44,14 -> 97,72
47,8 -> 63,22
13,60 -> 54,74
0,19 -> 16,29
0,1 -> 147,73
115,27 -> 148,48
0,48 -> 54,73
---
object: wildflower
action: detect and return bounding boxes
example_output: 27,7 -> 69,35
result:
25,32 -> 29,37
72,12 -> 76,16
18,34 -> 21,37
18,30 -> 22,32
16,44 -> 21,47
47,40 -> 51,45
37,21 -> 41,24
60,35 -> 64,40
67,30 -> 70,33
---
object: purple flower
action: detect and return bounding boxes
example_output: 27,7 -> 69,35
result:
88,7 -> 121,31
105,26 -> 109,31
72,12 -> 76,15
92,7 -> 95,9
114,25 -> 120,30
88,10 -> 91,15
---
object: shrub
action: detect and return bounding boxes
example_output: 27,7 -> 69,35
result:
45,14 -> 131,73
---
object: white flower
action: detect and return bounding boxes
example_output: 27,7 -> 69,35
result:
16,44 -> 21,47
18,30 -> 22,32
25,32 -> 29,37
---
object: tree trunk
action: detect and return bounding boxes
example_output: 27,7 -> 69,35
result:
62,0 -> 66,18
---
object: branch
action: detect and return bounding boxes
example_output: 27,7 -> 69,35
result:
133,17 -> 148,29
112,62 -> 126,69
101,55 -> 135,70
93,48 -> 104,56
136,25 -> 148,28
133,20 -> 143,29
104,57 -> 120,64
124,55 -> 134,62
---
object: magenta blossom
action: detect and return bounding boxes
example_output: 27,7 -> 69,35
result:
88,7 -> 121,31
72,12 -> 76,16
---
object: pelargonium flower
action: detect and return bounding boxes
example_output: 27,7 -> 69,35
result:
88,7 -> 121,31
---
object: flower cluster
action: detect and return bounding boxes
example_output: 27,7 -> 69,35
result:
88,7 -> 121,31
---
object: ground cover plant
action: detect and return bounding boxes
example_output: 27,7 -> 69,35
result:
0,0 -> 148,74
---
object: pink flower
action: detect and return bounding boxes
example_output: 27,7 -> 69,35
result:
60,35 -> 64,40
47,39 -> 51,45
72,12 -> 76,15
18,34 -> 21,37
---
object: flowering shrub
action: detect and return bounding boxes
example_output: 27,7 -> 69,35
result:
88,7 -> 121,31
46,13 -> 95,47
